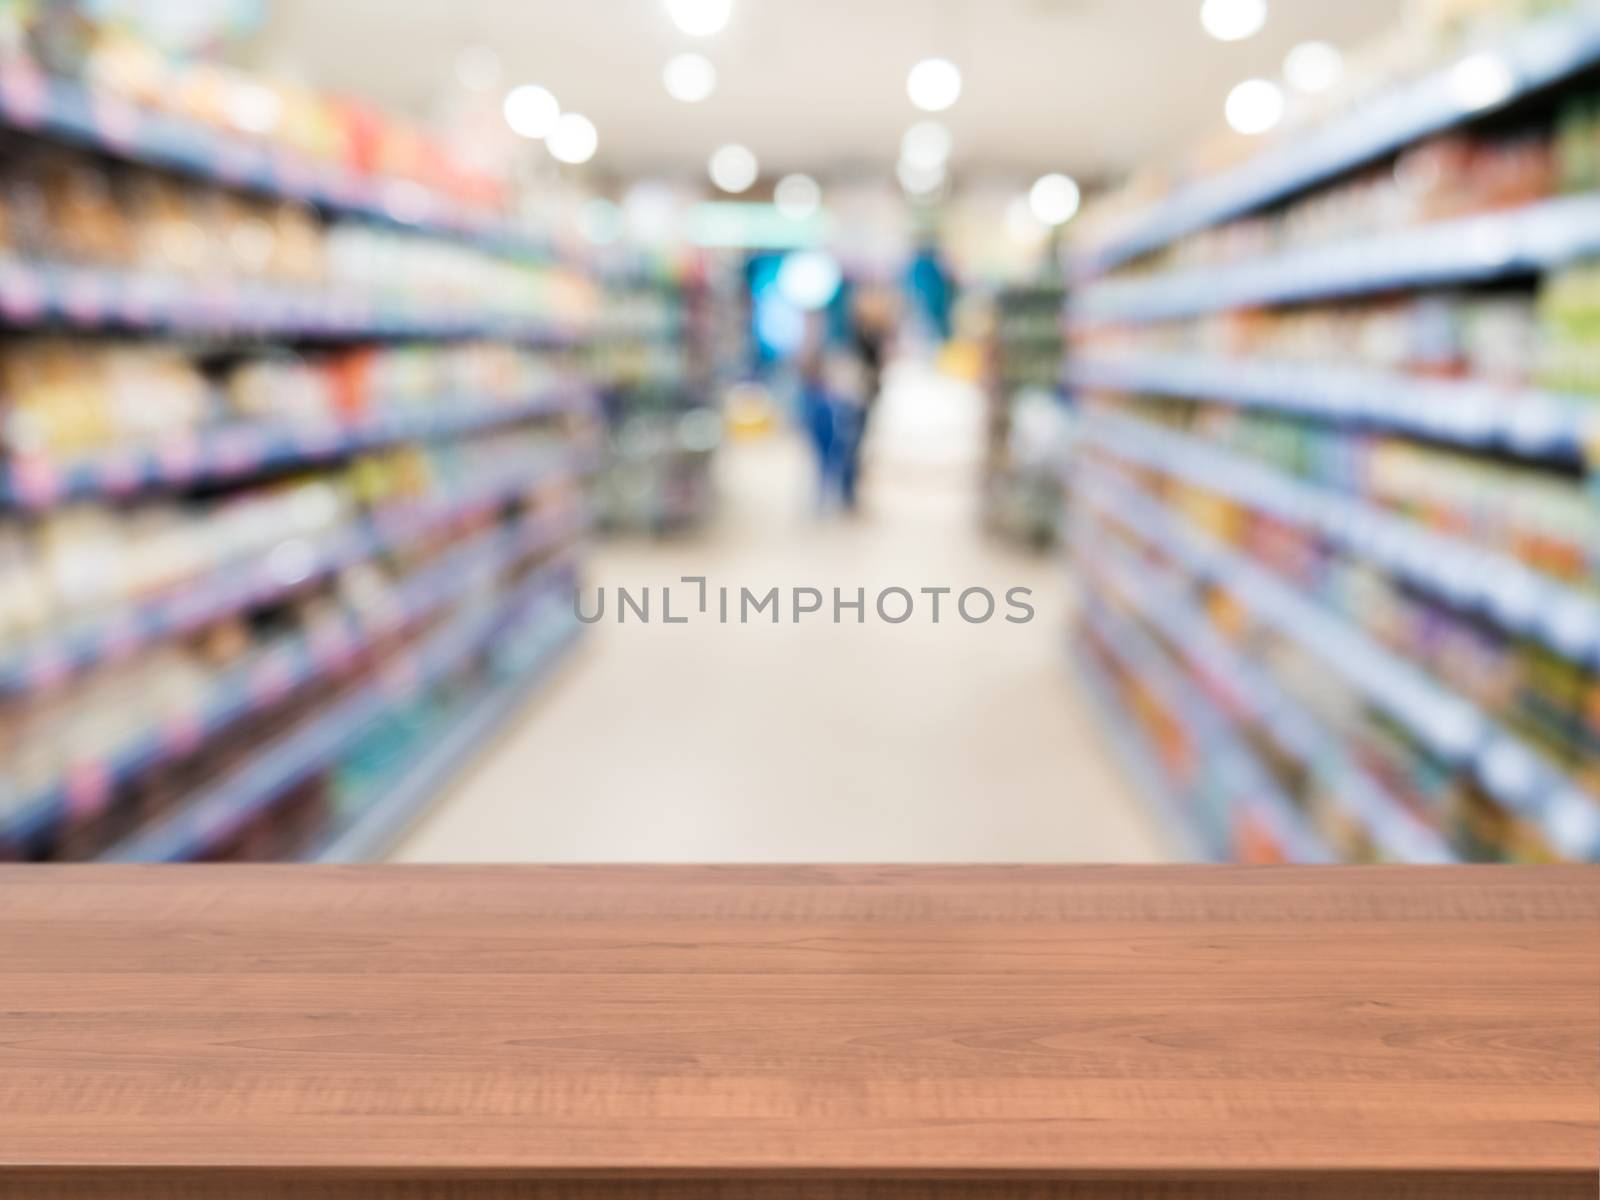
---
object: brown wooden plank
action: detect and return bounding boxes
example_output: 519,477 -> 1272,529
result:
0,1175 -> 1593,1200
0,865 -> 1594,1198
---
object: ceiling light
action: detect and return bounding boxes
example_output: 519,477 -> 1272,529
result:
548,112 -> 598,164
774,173 -> 821,220
455,46 -> 501,93
665,0 -> 732,37
503,84 -> 559,140
896,156 -> 945,196
709,143 -> 759,193
1283,41 -> 1342,93
900,120 -> 952,170
1028,173 -> 1080,226
777,251 -> 843,311
1200,0 -> 1267,42
663,52 -> 717,103
1449,52 -> 1515,112
906,58 -> 962,113
1224,78 -> 1284,135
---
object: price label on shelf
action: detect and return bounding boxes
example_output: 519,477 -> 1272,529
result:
11,458 -> 61,507
100,611 -> 142,662
1583,412 -> 1600,471
25,644 -> 70,691
205,279 -> 242,327
100,448 -> 146,495
87,90 -> 140,153
60,272 -> 109,325
0,59 -> 48,126
308,622 -> 352,669
248,653 -> 297,708
0,260 -> 46,321
380,654 -> 423,700
63,760 -> 112,822
162,710 -> 206,757
213,429 -> 263,476
292,420 -> 344,457
164,582 -> 217,629
157,433 -> 201,481
213,137 -> 261,185
324,165 -> 364,207
272,149 -> 316,197
119,273 -> 164,326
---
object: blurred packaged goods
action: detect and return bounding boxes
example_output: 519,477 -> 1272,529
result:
0,0 -> 515,219
1066,0 -> 1600,863
981,282 -> 1066,548
0,0 -> 687,862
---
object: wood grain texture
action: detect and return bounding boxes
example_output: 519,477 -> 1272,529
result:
0,865 -> 1595,1200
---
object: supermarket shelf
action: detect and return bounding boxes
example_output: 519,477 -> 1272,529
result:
1080,411 -> 1600,667
311,617 -> 581,862
1073,462 -> 1600,861
0,256 -> 582,343
1073,8 -> 1600,275
1067,637 -> 1216,863
1,508 -> 585,853
0,386 -> 594,509
0,56 -> 552,260
1071,195 -> 1600,325
0,448 -> 590,698
1074,519 -> 1457,863
97,555 -> 579,863
1078,592 -> 1336,864
1067,353 -> 1596,462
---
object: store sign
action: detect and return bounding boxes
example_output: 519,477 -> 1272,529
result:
689,203 -> 830,250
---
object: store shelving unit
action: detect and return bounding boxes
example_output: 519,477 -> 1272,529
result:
1075,7 -> 1600,275
0,42 -> 616,863
1074,194 -> 1600,324
1067,353 -> 1593,461
593,265 -> 721,533
1066,8 -> 1600,864
982,282 -> 1066,547
99,557 -> 582,864
0,256 -> 582,343
0,53 -> 550,255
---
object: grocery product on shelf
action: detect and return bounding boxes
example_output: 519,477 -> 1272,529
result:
591,268 -> 721,532
0,137 -> 593,339
0,424 -> 592,863
0,5 -> 645,862
1066,4 -> 1600,864
0,1 -> 519,232
0,339 -> 574,464
1074,4 -> 1600,274
982,282 -> 1066,547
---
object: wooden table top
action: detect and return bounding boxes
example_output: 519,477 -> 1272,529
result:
0,864 -> 1596,1200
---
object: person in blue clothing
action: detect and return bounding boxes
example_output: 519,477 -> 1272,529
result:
796,312 -> 839,510
907,241 -> 954,342
841,284 -> 895,509
795,280 -> 896,513
796,308 -> 868,512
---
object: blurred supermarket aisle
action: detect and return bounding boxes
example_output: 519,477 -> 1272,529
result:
396,366 -> 1170,862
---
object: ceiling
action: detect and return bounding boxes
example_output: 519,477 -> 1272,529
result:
256,0 -> 1398,186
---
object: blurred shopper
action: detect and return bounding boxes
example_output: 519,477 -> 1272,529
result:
842,284 -> 898,509
907,241 -> 955,343
797,312 -> 839,510
796,304 -> 874,513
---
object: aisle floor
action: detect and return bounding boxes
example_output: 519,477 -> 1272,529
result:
396,367 -> 1172,862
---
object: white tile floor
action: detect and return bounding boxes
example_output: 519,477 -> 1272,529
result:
394,365 -> 1173,863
